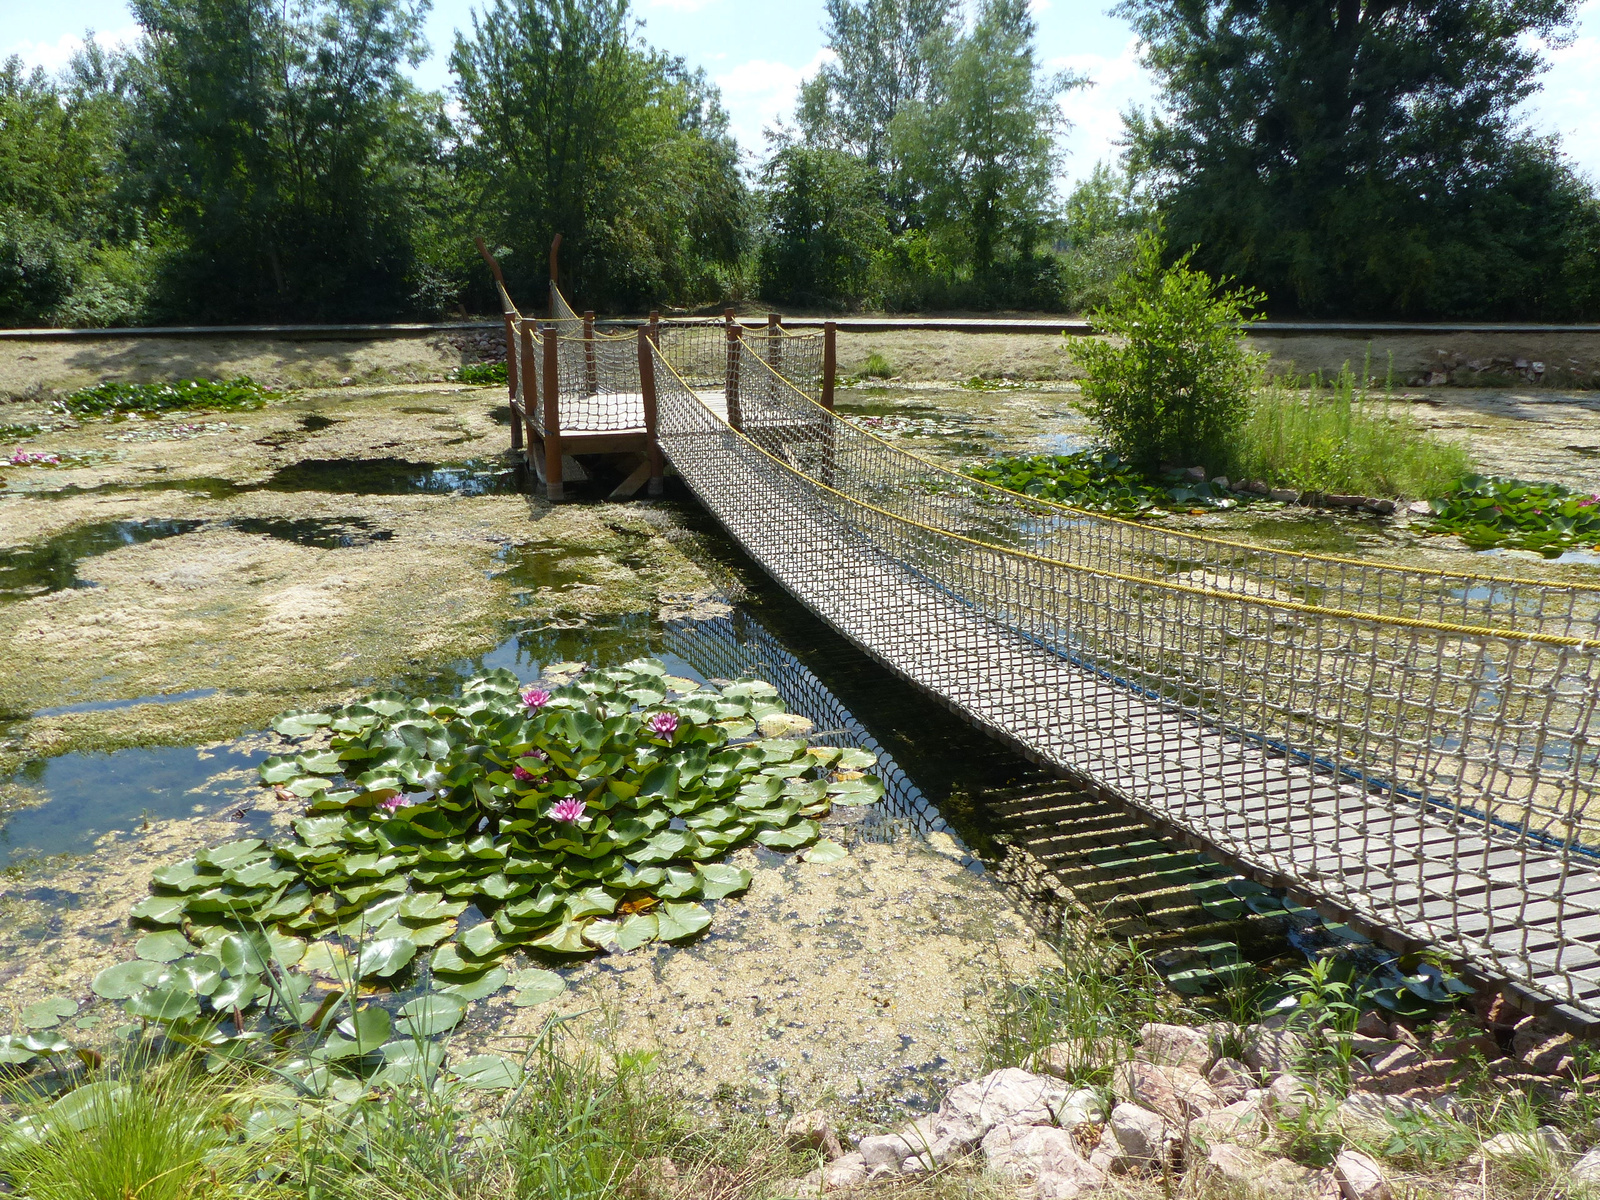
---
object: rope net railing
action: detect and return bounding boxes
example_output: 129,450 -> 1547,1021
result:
506,282 -> 1600,1013
641,333 -> 1600,1015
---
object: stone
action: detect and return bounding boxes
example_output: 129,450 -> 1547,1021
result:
1334,1150 -> 1392,1200
1336,1091 -> 1459,1130
1368,1044 -> 1424,1075
1269,488 -> 1299,503
1138,1022 -> 1215,1073
821,1151 -> 867,1189
1115,1059 -> 1219,1122
1354,1011 -> 1389,1038
1107,1102 -> 1167,1167
783,1110 -> 844,1160
1481,1126 -> 1572,1161
858,1134 -> 907,1172
934,1067 -> 1069,1150
1212,476 -> 1230,490
1404,501 -> 1433,517
775,1173 -> 821,1198
1514,1024 -> 1576,1076
1362,498 -> 1397,515
1265,1074 -> 1313,1120
1206,1144 -> 1310,1199
1324,493 -> 1362,508
1181,465 -> 1207,482
1058,1087 -> 1105,1127
1573,1147 -> 1600,1184
981,1123 -> 1104,1198
1388,1024 -> 1419,1049
1189,1097 -> 1267,1149
1208,1056 -> 1254,1103
1243,1025 -> 1306,1078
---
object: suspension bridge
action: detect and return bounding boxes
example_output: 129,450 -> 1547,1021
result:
485,261 -> 1600,1027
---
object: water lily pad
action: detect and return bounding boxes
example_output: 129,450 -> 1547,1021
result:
356,937 -> 417,979
801,839 -> 848,864
136,931 -> 195,963
218,933 -> 272,977
273,710 -> 333,737
695,863 -> 752,899
654,902 -> 711,942
93,960 -> 168,1000
373,1039 -> 446,1087
129,895 -> 188,926
825,778 -> 883,806
211,975 -> 263,1010
320,1007 -> 392,1058
509,969 -> 566,1005
529,920 -> 591,954
440,966 -> 508,1002
396,993 -> 467,1037
124,986 -> 201,1022
20,996 -> 77,1030
614,913 -> 658,951
755,821 -> 821,850
451,1054 -> 523,1090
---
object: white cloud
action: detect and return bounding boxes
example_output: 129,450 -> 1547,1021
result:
714,48 -> 835,158
2,26 -> 140,76
1048,35 -> 1156,187
1522,6 -> 1600,181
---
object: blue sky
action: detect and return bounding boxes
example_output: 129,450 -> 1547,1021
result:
3,0 -> 1596,188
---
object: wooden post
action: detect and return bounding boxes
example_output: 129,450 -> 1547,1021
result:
639,328 -> 663,496
519,321 -> 537,464
548,234 -> 562,318
724,308 -> 743,430
647,309 -> 660,347
822,321 -> 837,411
542,324 -> 563,501
583,310 -> 597,396
766,312 -> 781,371
505,314 -> 522,452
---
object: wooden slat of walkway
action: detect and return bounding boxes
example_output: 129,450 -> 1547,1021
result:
660,408 -> 1600,1012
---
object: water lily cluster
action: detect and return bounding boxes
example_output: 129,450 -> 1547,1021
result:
0,660 -> 878,1088
1427,474 -> 1600,556
7,450 -> 60,465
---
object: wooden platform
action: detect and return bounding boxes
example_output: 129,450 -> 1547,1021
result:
660,399 -> 1600,1024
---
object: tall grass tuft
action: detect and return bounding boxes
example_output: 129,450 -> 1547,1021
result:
0,1058 -> 258,1200
1224,368 -> 1472,499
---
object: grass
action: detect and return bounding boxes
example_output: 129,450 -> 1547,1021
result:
452,362 -> 508,385
856,352 -> 896,380
1222,369 -> 1472,499
59,377 -> 277,418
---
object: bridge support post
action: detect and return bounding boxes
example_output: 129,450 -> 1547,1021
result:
724,308 -> 743,430
504,314 -> 521,453
767,312 -> 781,373
519,320 -> 537,465
542,323 -> 563,501
583,310 -> 597,397
822,321 -> 836,412
638,327 -> 663,497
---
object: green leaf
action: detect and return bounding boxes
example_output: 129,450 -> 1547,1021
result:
826,777 -> 884,806
374,1040 -> 446,1087
564,886 -> 618,920
125,987 -> 201,1022
440,967 -> 508,1002
323,1007 -> 392,1057
529,920 -> 591,954
273,710 -> 332,737
20,996 -> 77,1030
396,992 -> 467,1037
93,960 -> 168,1000
614,913 -> 658,951
460,923 -> 513,959
451,1055 -> 523,1090
356,937 -> 417,978
654,902 -> 711,942
400,892 -> 468,922
211,975 -> 263,1010
218,933 -> 271,977
755,820 -> 821,850
509,969 -> 566,1006
802,839 -> 848,864
260,756 -> 304,784
129,895 -> 188,926
695,864 -> 752,899
136,931 -> 194,963
632,829 -> 691,863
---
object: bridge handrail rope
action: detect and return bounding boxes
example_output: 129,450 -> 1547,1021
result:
513,277 -> 1600,1018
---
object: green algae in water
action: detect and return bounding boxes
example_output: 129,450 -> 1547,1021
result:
0,519 -> 205,599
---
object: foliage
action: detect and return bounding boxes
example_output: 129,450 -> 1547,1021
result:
1056,162 -> 1152,312
452,0 -> 747,313
892,0 -> 1078,281
60,377 -> 278,418
0,1058 -> 258,1200
452,361 -> 509,385
1121,0 -> 1600,319
966,451 -> 1243,515
858,352 -> 896,379
757,146 -> 888,308
1224,371 -> 1473,499
124,0 -> 447,323
1069,231 -> 1263,469
1427,475 -> 1600,557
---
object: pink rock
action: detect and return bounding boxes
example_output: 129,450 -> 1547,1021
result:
1137,1022 -> 1214,1073
981,1123 -> 1104,1199
934,1067 -> 1069,1149
1116,1060 -> 1219,1122
1334,1149 -> 1393,1200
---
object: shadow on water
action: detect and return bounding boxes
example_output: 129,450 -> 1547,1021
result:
257,457 -> 531,496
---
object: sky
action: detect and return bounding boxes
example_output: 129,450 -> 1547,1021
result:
3,0 -> 1597,190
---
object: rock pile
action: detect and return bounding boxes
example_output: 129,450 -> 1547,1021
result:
432,328 -> 505,365
777,1000 -> 1594,1199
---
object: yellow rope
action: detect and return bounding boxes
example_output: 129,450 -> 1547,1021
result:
652,347 -> 1599,649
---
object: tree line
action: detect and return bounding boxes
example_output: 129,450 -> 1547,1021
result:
1,0 -> 1596,325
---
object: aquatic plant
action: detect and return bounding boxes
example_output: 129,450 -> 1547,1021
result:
6,450 -> 61,465
966,451 -> 1243,515
1427,474 -> 1600,557
0,660 -> 877,1089
59,377 -> 276,418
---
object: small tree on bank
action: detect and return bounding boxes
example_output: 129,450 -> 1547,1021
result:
1070,231 -> 1262,472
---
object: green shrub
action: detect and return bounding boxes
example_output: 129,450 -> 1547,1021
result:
452,361 -> 508,385
60,377 -> 277,417
1224,370 -> 1472,499
858,352 -> 895,379
1068,230 -> 1263,470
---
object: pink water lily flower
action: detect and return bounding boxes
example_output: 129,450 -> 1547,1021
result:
378,794 -> 412,813
547,797 -> 590,825
647,711 -> 678,738
512,764 -> 536,782
521,686 -> 551,710
8,451 -> 59,465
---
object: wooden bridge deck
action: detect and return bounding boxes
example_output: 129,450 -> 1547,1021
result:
660,395 -> 1600,1022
